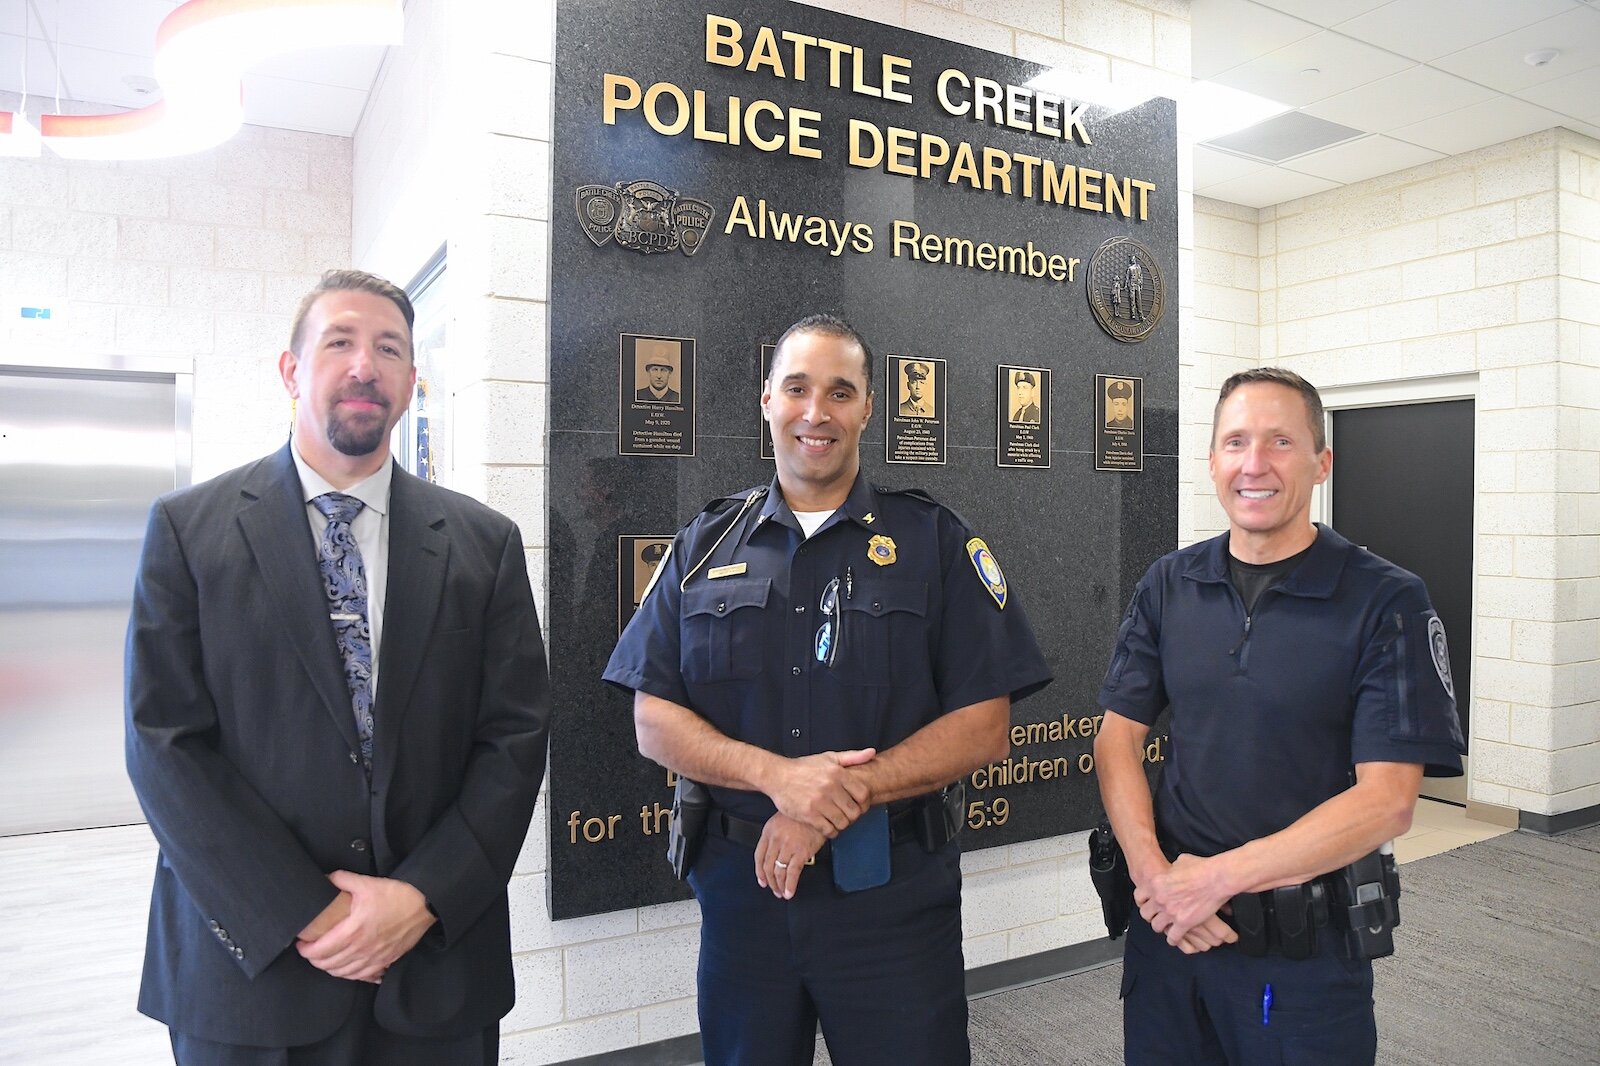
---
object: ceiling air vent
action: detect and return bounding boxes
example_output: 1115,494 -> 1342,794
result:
1202,111 -> 1366,164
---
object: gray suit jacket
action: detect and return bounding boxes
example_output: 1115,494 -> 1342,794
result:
126,444 -> 549,1045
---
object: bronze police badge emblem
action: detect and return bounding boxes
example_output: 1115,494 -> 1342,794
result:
576,179 -> 714,256
1086,236 -> 1165,343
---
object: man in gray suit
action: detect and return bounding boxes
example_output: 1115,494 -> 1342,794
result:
125,269 -> 550,1064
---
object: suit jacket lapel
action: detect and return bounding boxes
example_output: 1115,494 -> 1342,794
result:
372,465 -> 449,789
236,445 -> 363,755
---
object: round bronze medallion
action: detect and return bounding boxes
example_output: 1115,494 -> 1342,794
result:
1086,237 -> 1164,343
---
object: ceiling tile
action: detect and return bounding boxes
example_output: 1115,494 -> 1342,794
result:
1194,144 -> 1269,186
1209,29 -> 1414,106
1281,133 -> 1443,183
1248,0 -> 1392,28
249,44 -> 389,92
241,74 -> 368,137
0,5 -> 25,35
1191,0 -> 1320,79
1432,8 -> 1600,94
1388,95 -> 1571,155
53,42 -> 160,110
1518,63 -> 1600,125
1336,0 -> 1579,63
52,0 -> 176,55
1198,165 -> 1340,208
1302,64 -> 1499,132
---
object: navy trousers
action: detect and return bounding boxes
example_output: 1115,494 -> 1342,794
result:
1121,910 -> 1376,1065
689,832 -> 970,1066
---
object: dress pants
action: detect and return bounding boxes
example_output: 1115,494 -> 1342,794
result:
689,832 -> 970,1066
168,983 -> 499,1066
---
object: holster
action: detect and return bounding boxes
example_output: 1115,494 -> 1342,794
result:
1088,821 -> 1135,940
1327,847 -> 1400,959
666,776 -> 711,880
914,781 -> 966,852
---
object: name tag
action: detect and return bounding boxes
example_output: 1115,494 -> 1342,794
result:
707,563 -> 747,579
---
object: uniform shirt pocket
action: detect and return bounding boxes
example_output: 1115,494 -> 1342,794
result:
835,577 -> 928,684
681,579 -> 771,683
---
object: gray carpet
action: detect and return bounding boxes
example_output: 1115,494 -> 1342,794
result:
816,827 -> 1600,1064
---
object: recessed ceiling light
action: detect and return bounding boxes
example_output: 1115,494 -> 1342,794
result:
1301,67 -> 1322,76
1525,48 -> 1560,67
123,75 -> 160,95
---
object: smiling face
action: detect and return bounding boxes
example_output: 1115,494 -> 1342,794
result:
763,329 -> 873,511
280,289 -> 415,486
1209,381 -> 1330,562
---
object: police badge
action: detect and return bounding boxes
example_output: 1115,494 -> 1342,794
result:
576,178 -> 716,257
576,184 -> 622,247
672,196 -> 714,257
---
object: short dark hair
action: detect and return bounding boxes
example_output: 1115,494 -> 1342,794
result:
771,314 -> 875,393
1212,367 -> 1326,452
289,269 -> 415,358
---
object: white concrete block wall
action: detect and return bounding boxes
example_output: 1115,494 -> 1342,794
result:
343,0 -> 1196,1060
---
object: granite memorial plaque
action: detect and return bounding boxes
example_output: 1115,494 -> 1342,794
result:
618,535 -> 673,633
549,0 -> 1179,918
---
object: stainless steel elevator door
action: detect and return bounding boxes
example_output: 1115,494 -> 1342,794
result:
1,368 -> 181,834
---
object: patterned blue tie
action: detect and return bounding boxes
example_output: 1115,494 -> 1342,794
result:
312,493 -> 374,770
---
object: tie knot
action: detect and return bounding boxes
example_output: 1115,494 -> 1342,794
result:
312,492 -> 365,525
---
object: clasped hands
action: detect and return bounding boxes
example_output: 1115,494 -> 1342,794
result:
1134,853 -> 1239,955
755,748 -> 876,900
295,870 -> 436,984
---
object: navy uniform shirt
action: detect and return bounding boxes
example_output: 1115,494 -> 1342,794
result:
605,473 -> 1052,823
1097,524 -> 1465,859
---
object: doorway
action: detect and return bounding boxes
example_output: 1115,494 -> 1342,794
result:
1326,398 -> 1474,805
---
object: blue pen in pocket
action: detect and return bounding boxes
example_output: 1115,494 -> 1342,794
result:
1261,983 -> 1273,1026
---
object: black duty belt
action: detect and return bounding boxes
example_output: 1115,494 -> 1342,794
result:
708,801 -> 928,851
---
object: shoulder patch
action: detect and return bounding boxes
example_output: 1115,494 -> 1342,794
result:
967,537 -> 1007,609
1427,614 -> 1454,700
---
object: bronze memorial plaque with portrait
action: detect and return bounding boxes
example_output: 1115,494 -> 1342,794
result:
1094,373 -> 1144,471
617,535 -> 673,633
998,365 -> 1050,468
886,355 -> 947,465
619,334 -> 696,456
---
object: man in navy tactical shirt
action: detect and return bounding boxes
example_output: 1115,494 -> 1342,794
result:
1096,367 -> 1465,1066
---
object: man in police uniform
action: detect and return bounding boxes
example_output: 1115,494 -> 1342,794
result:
1010,371 -> 1041,424
604,315 -> 1050,1066
898,360 -> 932,416
1105,379 -> 1135,430
1094,368 -> 1465,1065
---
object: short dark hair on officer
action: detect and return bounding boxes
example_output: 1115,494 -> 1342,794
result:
1213,367 -> 1327,452
771,313 -> 875,392
290,268 -> 415,358
1014,370 -> 1036,387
